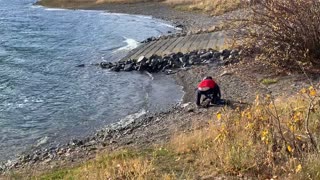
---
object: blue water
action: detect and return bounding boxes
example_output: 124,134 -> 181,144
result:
0,0 -> 183,161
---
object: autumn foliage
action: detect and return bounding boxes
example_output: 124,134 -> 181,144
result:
242,0 -> 320,67
171,86 -> 320,178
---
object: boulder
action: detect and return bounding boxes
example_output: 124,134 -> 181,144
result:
200,52 -> 212,60
110,66 -> 121,72
100,62 -> 113,69
123,63 -> 134,71
76,64 -> 85,67
169,53 -> 179,60
220,49 -> 231,57
175,24 -> 184,29
198,49 -> 207,55
179,56 -> 187,64
137,64 -> 146,71
176,52 -> 184,57
230,49 -> 239,56
137,56 -> 148,63
189,55 -> 201,65
220,55 -> 227,61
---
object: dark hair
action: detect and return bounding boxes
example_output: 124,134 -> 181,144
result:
204,76 -> 213,80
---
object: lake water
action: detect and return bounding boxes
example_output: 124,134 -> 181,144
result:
0,0 -> 183,162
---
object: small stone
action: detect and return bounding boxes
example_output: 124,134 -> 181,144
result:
230,49 -> 239,56
187,107 -> 194,112
175,24 -> 183,29
220,71 -> 233,77
181,102 -> 191,108
110,139 -> 117,144
76,64 -> 85,67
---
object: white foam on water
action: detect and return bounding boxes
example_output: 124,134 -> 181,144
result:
109,109 -> 147,129
114,38 -> 140,52
36,136 -> 49,147
101,12 -> 152,19
77,9 -> 104,13
30,5 -> 42,9
158,23 -> 175,29
145,71 -> 154,80
43,8 -> 67,11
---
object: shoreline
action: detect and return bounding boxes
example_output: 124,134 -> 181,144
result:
1,2 -> 198,173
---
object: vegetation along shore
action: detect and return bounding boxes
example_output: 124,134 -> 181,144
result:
2,0 -> 320,179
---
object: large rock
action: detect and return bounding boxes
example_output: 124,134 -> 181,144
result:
200,52 -> 212,60
137,56 -> 148,63
213,52 -> 221,58
123,63 -> 134,71
100,62 -> 113,69
220,49 -> 231,58
230,49 -> 239,56
179,56 -> 187,64
110,66 -> 121,72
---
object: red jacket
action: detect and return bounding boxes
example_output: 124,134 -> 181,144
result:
198,79 -> 216,89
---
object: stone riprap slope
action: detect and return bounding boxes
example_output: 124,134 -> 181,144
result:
97,31 -> 233,74
126,31 -> 226,60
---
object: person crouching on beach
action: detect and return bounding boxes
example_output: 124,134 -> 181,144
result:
196,76 -> 221,107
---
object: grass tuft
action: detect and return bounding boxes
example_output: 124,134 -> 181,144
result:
260,78 -> 278,85
165,0 -> 248,16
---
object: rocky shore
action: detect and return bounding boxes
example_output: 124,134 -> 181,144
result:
1,1 -> 318,177
0,47 -> 240,173
99,48 -> 240,73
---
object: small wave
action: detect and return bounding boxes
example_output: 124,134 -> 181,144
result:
158,23 -> 175,29
101,12 -> 128,17
114,38 -> 140,52
44,8 -> 67,11
108,109 -> 147,129
30,5 -> 42,9
77,9 -> 104,13
36,136 -> 49,147
145,72 -> 154,80
102,12 -> 152,19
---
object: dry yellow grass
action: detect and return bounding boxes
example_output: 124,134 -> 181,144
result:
170,87 -> 320,178
165,0 -> 246,16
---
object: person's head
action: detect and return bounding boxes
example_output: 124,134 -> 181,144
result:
203,76 -> 213,80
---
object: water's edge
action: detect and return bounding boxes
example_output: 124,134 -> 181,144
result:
0,3 -> 185,171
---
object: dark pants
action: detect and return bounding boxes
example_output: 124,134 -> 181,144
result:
196,86 -> 221,106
